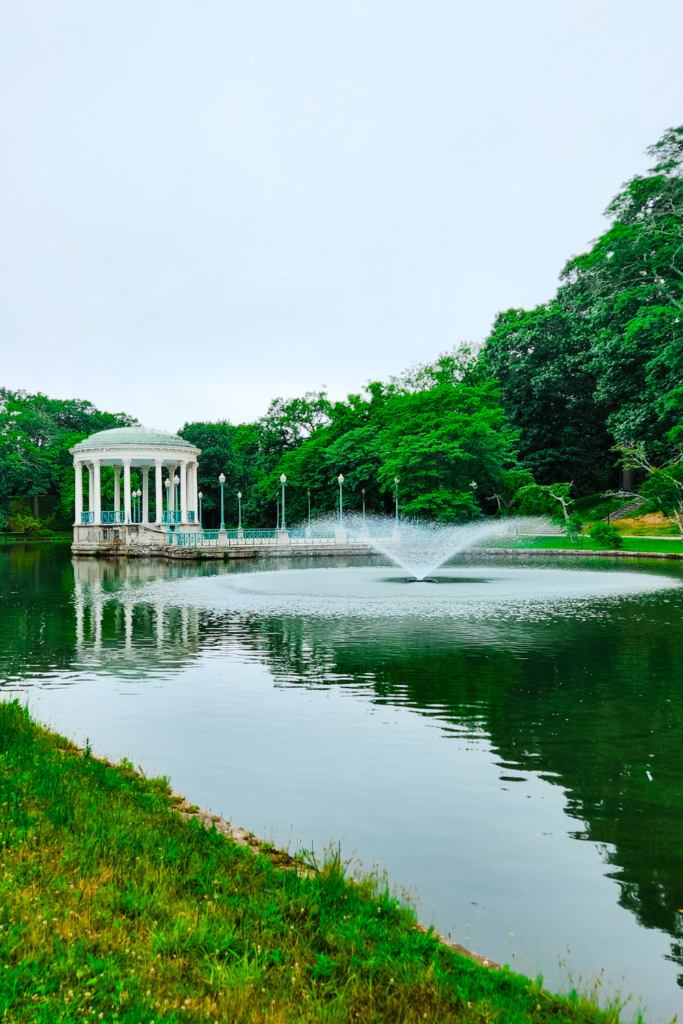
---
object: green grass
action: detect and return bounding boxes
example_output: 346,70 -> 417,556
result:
482,535 -> 683,555
0,702 -> 631,1023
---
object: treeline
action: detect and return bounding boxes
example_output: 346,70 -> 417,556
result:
2,126 -> 682,532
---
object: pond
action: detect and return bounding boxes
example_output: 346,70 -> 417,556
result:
2,543 -> 683,1021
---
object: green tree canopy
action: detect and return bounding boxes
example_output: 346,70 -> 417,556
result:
0,390 -> 136,524
482,126 -> 683,492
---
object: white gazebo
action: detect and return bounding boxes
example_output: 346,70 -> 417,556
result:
70,427 -> 202,552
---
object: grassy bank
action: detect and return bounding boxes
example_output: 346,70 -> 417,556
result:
0,702 -> 629,1023
482,536 -> 683,555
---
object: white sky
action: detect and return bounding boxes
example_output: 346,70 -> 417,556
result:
1,0 -> 682,431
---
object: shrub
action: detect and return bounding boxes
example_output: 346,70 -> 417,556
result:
589,521 -> 624,549
8,512 -> 48,535
565,513 -> 584,543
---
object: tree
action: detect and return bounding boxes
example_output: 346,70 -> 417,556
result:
482,126 -> 683,488
262,350 -> 521,524
0,390 -> 136,525
482,304 -> 614,494
178,421 -> 260,528
612,441 -> 683,538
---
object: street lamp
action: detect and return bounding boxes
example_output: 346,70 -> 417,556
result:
394,477 -> 400,526
307,488 -> 311,528
198,491 -> 203,526
173,475 -> 179,518
134,489 -> 141,523
362,487 -> 366,524
218,473 -> 226,530
280,474 -> 287,530
237,490 -> 242,529
164,478 -> 171,522
338,474 -> 344,526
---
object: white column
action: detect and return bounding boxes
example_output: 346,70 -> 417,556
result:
74,461 -> 83,525
155,461 -> 163,524
114,467 -> 121,513
142,467 -> 149,525
189,462 -> 197,522
92,459 -> 102,525
87,464 -> 94,512
123,459 -> 132,524
180,460 -> 188,524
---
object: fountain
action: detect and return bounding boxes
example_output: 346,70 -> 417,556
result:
125,514 -> 679,620
343,514 -> 522,580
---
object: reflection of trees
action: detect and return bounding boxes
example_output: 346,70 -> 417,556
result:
0,544 -> 79,681
232,604 -> 683,973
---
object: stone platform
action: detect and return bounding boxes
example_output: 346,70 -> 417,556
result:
71,524 -> 376,560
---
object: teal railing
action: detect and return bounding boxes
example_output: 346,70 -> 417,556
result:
101,511 -> 125,524
81,511 -> 94,524
171,532 -> 219,547
163,511 -> 182,524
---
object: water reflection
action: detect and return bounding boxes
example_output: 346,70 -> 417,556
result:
2,545 -> 683,1014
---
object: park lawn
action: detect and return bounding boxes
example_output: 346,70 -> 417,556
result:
483,536 -> 683,555
0,702 -> 625,1024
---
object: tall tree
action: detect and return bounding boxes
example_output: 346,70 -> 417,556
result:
482,126 -> 683,491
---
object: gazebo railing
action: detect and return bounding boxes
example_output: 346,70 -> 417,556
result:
239,530 -> 278,544
288,529 -> 336,543
81,512 -> 94,524
163,511 -> 182,524
101,511 -> 125,524
172,531 -> 220,547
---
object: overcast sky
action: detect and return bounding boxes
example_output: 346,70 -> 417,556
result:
1,0 -> 682,431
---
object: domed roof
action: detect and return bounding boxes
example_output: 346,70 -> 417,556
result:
72,426 -> 195,451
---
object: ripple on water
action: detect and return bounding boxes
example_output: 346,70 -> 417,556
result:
122,565 -> 681,621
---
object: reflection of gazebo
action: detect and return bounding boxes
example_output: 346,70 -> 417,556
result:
70,427 -> 201,554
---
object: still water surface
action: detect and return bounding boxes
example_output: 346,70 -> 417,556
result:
2,544 -> 683,1020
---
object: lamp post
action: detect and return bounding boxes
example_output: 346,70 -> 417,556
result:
362,487 -> 366,524
276,499 -> 280,529
218,473 -> 226,531
394,477 -> 400,526
173,475 -> 179,518
237,491 -> 242,529
198,491 -> 203,526
164,478 -> 171,523
338,474 -> 344,526
307,488 -> 311,527
135,489 -> 141,523
280,474 -> 287,530
137,489 -> 142,523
